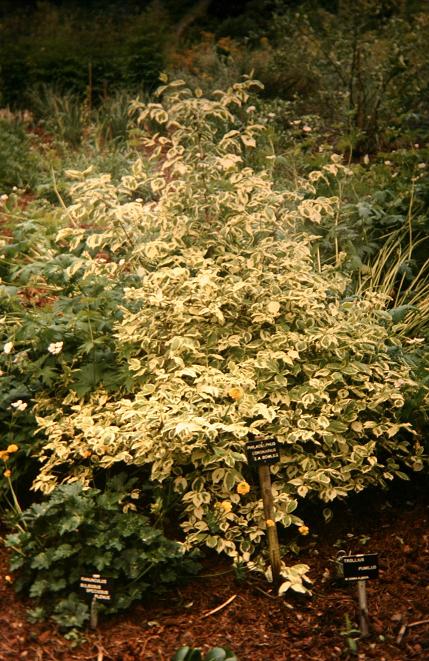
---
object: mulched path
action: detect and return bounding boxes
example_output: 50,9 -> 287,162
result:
1,477 -> 428,661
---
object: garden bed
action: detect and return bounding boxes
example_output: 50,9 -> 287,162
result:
1,478 -> 428,660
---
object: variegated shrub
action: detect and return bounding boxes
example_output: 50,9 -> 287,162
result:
32,79 -> 424,586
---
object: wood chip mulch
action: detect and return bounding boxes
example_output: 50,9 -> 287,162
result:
1,477 -> 428,661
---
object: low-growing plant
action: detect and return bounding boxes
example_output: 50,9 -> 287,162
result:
94,92 -> 133,149
172,646 -> 238,661
28,85 -> 85,148
5,476 -> 200,628
0,119 -> 40,190
340,613 -> 361,655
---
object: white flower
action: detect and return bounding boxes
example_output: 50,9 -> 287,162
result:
302,125 -> 312,132
405,337 -> 424,345
48,341 -> 63,355
11,400 -> 27,411
0,194 -> 8,202
3,342 -> 13,354
324,164 -> 339,175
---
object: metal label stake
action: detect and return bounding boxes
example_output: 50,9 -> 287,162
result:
357,579 -> 369,637
80,573 -> 111,630
341,553 -> 379,637
90,596 -> 98,629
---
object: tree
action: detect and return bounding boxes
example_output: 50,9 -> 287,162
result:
270,0 -> 429,152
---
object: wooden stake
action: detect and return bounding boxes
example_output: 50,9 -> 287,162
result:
357,580 -> 369,637
258,464 -> 281,586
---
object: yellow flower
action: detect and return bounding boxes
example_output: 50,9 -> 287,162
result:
3,469 -> 11,478
266,519 -> 275,528
298,525 -> 309,536
4,575 -> 13,584
228,387 -> 243,401
236,481 -> 250,496
218,500 -> 232,513
7,444 -> 18,453
0,451 -> 9,461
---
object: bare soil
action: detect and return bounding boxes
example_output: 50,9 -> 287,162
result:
1,477 -> 428,661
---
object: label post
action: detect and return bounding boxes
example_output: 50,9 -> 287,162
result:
258,464 -> 282,585
246,438 -> 281,586
341,553 -> 379,637
80,573 -> 111,629
357,579 -> 369,637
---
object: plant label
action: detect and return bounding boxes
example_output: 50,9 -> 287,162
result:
246,438 -> 280,465
342,553 -> 379,582
80,574 -> 111,601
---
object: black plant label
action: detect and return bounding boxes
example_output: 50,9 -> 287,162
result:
246,438 -> 280,465
342,554 -> 379,581
80,574 -> 111,601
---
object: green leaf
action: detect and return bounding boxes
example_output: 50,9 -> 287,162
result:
30,578 -> 50,598
59,515 -> 83,534
31,552 -> 51,570
172,647 -> 202,661
388,305 -> 415,323
204,648 -> 230,661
